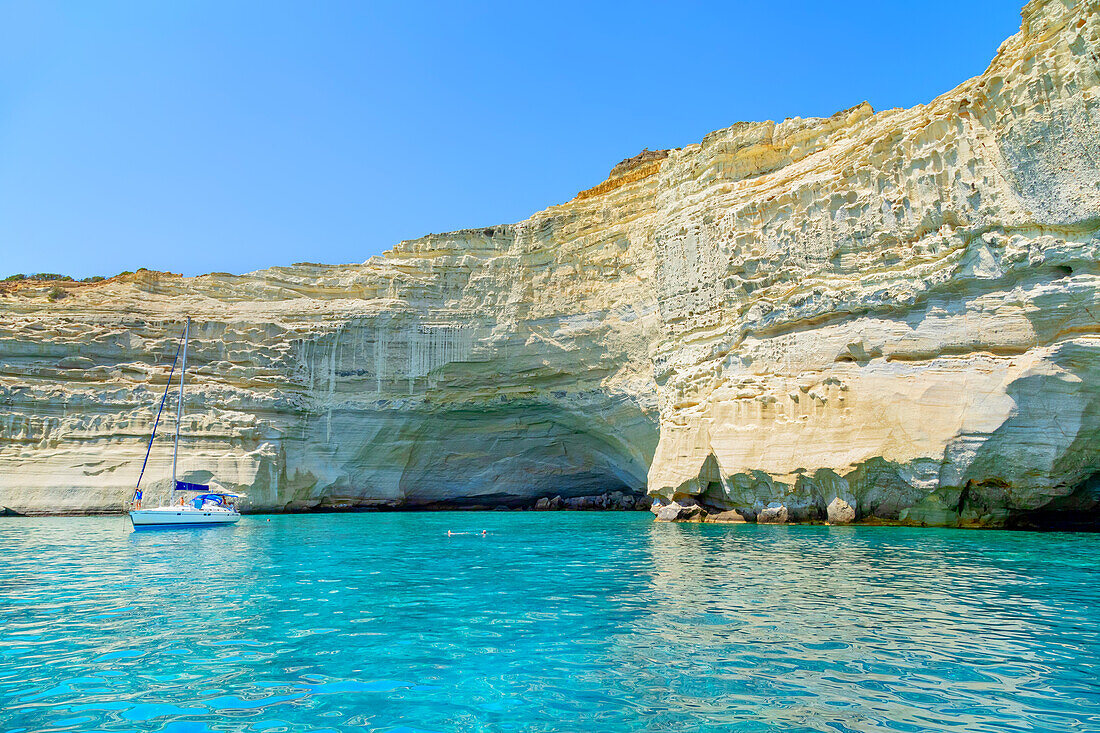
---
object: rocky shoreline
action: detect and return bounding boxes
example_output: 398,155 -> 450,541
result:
0,490 -> 652,517
649,496 -> 1100,531
4,489 -> 1097,529
652,496 -> 876,525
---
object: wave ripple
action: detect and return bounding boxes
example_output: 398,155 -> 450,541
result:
1,515 -> 1098,732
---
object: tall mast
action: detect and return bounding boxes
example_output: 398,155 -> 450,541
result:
172,316 -> 190,484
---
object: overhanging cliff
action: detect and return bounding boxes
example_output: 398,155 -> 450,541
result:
2,0 -> 1098,525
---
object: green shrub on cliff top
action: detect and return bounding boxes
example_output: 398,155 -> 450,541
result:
3,273 -> 26,282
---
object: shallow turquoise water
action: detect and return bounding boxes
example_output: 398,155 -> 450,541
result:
1,514 -> 1098,732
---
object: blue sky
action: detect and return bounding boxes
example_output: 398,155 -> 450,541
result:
0,1 -> 1021,279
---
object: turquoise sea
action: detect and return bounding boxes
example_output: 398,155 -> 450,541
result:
1,513 -> 1098,732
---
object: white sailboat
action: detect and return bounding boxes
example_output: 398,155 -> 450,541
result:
129,317 -> 244,529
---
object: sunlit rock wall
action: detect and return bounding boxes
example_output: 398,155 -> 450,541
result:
0,211 -> 662,513
1,0 -> 1097,525
646,0 -> 1100,527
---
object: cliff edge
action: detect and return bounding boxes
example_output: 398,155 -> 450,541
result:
2,0 -> 1098,526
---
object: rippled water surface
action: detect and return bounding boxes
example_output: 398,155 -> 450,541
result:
2,514 -> 1098,732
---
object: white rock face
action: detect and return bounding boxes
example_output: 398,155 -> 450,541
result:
645,0 -> 1100,527
827,498 -> 857,526
1,0 -> 1098,525
0,213 -> 664,513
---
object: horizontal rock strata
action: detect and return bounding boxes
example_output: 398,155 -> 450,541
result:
1,0 -> 1098,526
646,0 -> 1100,528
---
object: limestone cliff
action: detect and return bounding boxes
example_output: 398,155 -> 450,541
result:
1,0 -> 1098,526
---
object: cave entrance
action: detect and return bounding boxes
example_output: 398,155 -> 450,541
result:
392,404 -> 656,508
696,454 -> 727,508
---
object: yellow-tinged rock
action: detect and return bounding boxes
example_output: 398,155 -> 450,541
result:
1,0 -> 1098,526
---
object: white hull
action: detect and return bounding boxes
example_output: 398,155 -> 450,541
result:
130,507 -> 241,529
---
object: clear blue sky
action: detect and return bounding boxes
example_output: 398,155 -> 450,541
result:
1,1 -> 1021,279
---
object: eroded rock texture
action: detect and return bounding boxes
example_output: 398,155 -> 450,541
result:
1,0 -> 1098,525
647,0 -> 1100,528
0,220 -> 661,513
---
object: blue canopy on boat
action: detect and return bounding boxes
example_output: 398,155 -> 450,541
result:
193,493 -> 229,504
174,480 -> 210,492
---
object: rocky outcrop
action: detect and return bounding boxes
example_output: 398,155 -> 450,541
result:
651,499 -> 706,523
757,505 -> 789,525
827,498 -> 856,525
645,0 -> 1100,528
533,491 -> 648,511
1,0 -> 1098,526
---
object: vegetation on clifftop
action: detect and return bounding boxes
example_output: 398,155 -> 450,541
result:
3,271 -> 132,284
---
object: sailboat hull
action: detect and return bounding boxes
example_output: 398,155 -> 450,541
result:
129,508 -> 241,529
